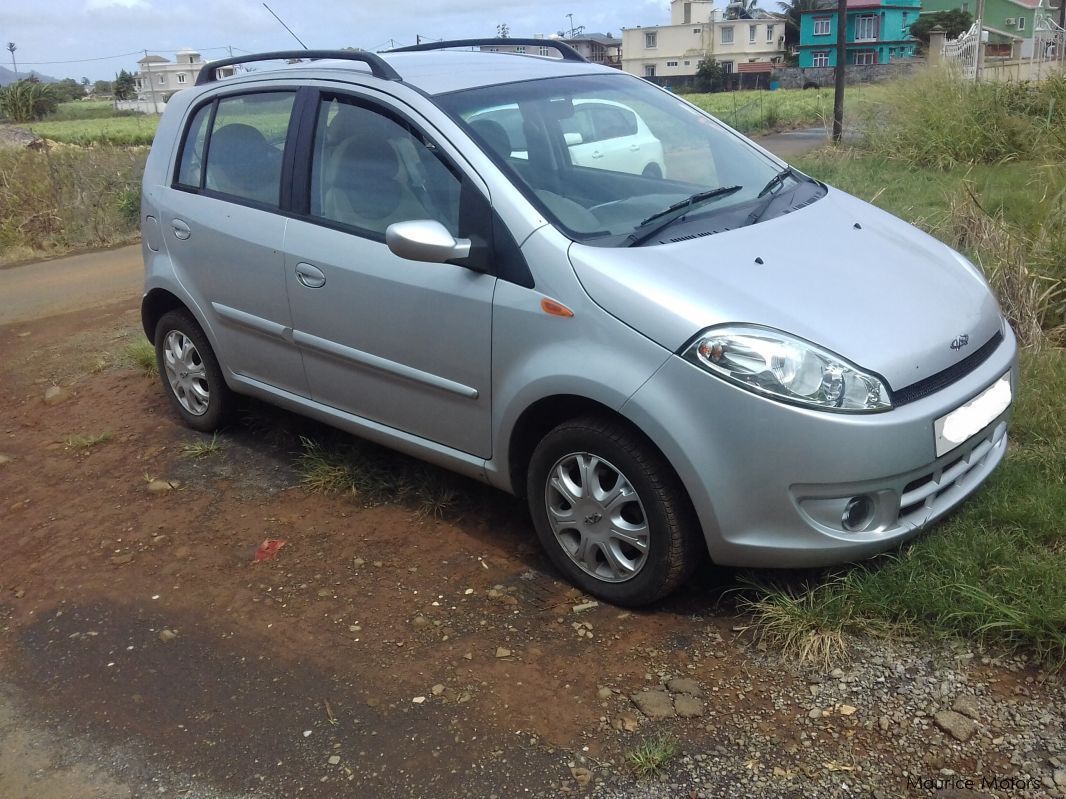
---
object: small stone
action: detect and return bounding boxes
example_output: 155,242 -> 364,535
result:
110,553 -> 134,565
372,560 -> 383,567
353,558 -> 365,568
0,454 -> 13,466
158,629 -> 178,642
620,714 -> 639,732
495,647 -> 511,659
951,695 -> 981,721
431,683 -> 445,696
666,677 -> 702,697
935,710 -> 978,742
597,686 -> 613,700
412,696 -> 426,704
572,601 -> 598,613
631,689 -> 675,720
146,479 -> 176,494
570,766 -> 592,787
839,704 -> 857,716
463,652 -> 473,660
302,730 -> 312,737
674,694 -> 705,718
316,589 -> 333,598
44,385 -> 71,406
808,708 -> 823,720
412,616 -> 429,628
1054,770 -> 1066,788
879,715 -> 891,732
328,755 -> 341,765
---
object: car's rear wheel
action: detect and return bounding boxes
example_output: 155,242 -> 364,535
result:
527,416 -> 700,606
641,163 -> 663,179
154,309 -> 234,432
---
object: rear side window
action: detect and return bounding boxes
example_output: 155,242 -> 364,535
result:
199,91 -> 295,207
176,104 -> 211,188
580,104 -> 638,142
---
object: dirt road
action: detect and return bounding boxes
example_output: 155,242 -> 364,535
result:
0,245 -> 142,326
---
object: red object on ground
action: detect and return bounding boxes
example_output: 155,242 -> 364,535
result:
253,539 -> 286,562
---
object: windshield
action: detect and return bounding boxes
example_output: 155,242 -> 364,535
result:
436,73 -> 824,247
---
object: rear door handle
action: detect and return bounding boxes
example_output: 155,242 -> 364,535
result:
171,219 -> 191,240
295,262 -> 326,289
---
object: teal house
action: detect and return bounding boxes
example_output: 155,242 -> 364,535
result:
797,0 -> 921,67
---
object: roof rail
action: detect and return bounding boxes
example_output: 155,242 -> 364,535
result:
194,49 -> 402,86
388,38 -> 587,62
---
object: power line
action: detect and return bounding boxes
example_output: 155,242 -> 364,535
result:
17,46 -> 244,66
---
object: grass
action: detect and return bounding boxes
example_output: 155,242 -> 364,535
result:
49,100 -> 143,122
64,431 -> 113,451
0,145 -> 146,264
181,434 -> 223,459
14,115 -> 159,147
296,436 -> 465,519
625,733 -> 681,778
124,341 -> 158,376
684,82 -> 889,135
742,350 -> 1066,669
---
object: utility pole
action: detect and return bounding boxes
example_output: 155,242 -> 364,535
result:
974,0 -> 986,80
416,34 -> 422,44
143,50 -> 160,114
567,13 -> 576,37
6,42 -> 17,80
832,0 -> 847,143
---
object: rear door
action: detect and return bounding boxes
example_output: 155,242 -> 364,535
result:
282,90 -> 497,457
160,89 -> 308,396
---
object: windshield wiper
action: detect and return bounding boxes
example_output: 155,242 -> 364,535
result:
624,185 -> 742,247
744,166 -> 802,227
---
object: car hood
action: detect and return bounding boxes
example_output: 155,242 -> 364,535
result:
567,187 -> 1003,392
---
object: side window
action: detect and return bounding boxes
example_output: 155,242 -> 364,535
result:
588,105 -> 638,140
176,103 -> 212,188
309,96 -> 461,237
203,91 -> 295,207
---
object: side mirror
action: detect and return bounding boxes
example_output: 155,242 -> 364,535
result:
385,220 -> 472,264
563,131 -> 584,146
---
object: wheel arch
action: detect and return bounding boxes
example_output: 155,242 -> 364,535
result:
141,287 -> 191,341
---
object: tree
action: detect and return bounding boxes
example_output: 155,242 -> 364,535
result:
0,79 -> 59,121
777,0 -> 826,49
909,10 -> 973,45
93,79 -> 113,95
6,42 -> 16,80
53,78 -> 84,103
696,58 -> 725,92
114,69 -> 136,101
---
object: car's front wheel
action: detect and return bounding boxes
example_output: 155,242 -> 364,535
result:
154,309 -> 234,432
526,416 -> 700,606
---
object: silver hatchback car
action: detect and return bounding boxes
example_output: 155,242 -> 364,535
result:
140,41 -> 1017,606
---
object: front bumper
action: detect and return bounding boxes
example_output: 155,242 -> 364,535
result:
621,325 -> 1019,568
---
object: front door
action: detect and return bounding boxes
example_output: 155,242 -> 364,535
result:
283,91 -> 495,457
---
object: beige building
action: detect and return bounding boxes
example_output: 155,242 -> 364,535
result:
622,0 -> 787,79
135,49 -> 206,102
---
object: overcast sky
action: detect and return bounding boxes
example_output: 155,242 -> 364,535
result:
0,0 -> 673,82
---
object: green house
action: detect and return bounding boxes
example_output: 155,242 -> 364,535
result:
798,0 -> 922,67
920,0 -> 1057,58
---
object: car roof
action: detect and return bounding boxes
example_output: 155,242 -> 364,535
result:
257,51 -> 623,96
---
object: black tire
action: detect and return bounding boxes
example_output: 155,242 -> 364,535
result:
153,309 -> 234,432
641,163 -> 663,179
526,416 -> 701,606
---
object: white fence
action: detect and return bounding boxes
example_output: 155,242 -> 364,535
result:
115,99 -> 166,114
941,16 -> 1066,82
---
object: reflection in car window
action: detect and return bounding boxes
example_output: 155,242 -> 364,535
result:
309,97 -> 461,237
203,92 -> 295,207
442,74 -> 822,245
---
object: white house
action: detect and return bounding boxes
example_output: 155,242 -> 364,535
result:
125,49 -> 235,112
622,0 -> 787,80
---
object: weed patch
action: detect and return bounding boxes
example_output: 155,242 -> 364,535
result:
626,733 -> 681,778
64,432 -> 113,451
124,340 -> 158,376
181,434 -> 223,459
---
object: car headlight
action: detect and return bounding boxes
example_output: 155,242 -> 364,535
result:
683,325 -> 892,412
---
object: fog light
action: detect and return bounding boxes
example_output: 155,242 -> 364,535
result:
842,495 -> 875,532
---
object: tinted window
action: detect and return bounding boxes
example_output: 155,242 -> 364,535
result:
577,104 -> 638,142
176,103 -> 212,187
203,92 -> 295,207
309,96 -> 461,237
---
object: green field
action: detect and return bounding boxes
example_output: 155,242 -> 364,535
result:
16,114 -> 159,146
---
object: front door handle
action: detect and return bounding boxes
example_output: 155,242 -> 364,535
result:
171,219 -> 191,240
295,262 -> 326,289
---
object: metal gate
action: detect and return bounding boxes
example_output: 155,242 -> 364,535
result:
941,22 -> 981,80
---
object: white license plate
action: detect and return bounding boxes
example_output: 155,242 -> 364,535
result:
934,373 -> 1012,457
